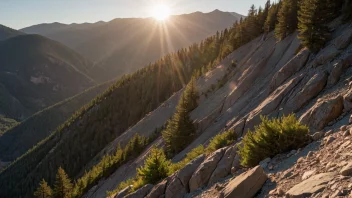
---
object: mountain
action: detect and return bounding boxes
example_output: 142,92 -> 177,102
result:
21,10 -> 243,82
0,116 -> 18,135
0,24 -> 23,41
0,34 -> 96,119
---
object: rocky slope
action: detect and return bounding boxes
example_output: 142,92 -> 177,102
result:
22,10 -> 243,82
97,20 -> 352,198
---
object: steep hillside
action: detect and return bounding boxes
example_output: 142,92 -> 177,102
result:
89,19 -> 352,198
0,34 -> 96,119
0,116 -> 18,135
0,81 -> 112,164
21,10 -> 243,82
0,24 -> 23,41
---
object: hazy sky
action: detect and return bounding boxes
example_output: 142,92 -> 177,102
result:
0,0 -> 268,30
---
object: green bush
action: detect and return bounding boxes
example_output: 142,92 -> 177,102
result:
238,114 -> 311,167
206,129 -> 237,154
137,148 -> 170,184
169,145 -> 205,174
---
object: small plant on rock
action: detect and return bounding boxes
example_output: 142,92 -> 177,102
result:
206,129 -> 237,154
238,114 -> 310,167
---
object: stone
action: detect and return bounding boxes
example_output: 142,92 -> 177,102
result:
340,162 -> 352,176
177,154 -> 205,187
286,172 -> 337,198
349,115 -> 352,124
307,151 -> 314,158
231,153 -> 241,173
325,130 -> 334,137
165,175 -> 187,198
326,136 -> 336,145
341,125 -> 348,131
259,157 -> 271,169
333,28 -> 352,50
125,184 -> 154,198
312,45 -> 340,67
302,169 -> 316,180
189,148 -> 225,192
343,89 -> 352,112
221,166 -> 267,198
300,96 -> 344,130
269,49 -> 310,92
145,179 -> 168,198
208,146 -> 237,185
115,185 -> 133,198
343,130 -> 350,137
328,61 -> 344,86
311,131 -> 325,141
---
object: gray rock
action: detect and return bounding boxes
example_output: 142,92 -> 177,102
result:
189,148 -> 225,192
231,155 -> 241,174
145,179 -> 168,198
114,185 -> 133,198
312,45 -> 340,67
177,154 -> 205,187
325,130 -> 334,137
286,172 -> 337,198
165,175 -> 187,198
340,125 -> 348,131
333,28 -> 352,49
328,61 -> 344,86
221,166 -> 267,198
259,157 -> 271,169
343,130 -> 350,137
125,184 -> 154,198
300,96 -> 344,130
208,146 -> 238,185
326,136 -> 336,145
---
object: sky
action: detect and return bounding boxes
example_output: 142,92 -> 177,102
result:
0,0 -> 268,30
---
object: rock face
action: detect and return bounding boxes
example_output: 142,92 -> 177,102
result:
189,148 -> 225,192
312,45 -> 340,67
343,89 -> 352,112
221,166 -> 267,198
114,185 -> 132,198
145,180 -> 168,198
164,154 -> 205,198
208,146 -> 237,185
300,95 -> 344,130
284,71 -> 328,113
269,49 -> 310,92
286,172 -> 337,198
340,162 -> 352,176
328,61 -> 344,86
125,184 -> 153,198
333,28 -> 352,50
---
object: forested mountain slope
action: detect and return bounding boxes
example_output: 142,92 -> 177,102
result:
0,24 -> 23,41
0,34 -> 96,119
22,10 -> 243,82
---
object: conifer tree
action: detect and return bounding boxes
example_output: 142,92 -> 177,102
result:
53,167 -> 73,198
162,79 -> 199,156
137,148 -> 170,184
34,179 -> 53,198
264,2 -> 281,32
275,0 -> 299,40
298,0 -> 334,52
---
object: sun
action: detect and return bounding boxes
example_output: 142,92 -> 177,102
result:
152,4 -> 171,21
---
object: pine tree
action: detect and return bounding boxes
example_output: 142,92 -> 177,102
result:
162,79 -> 198,156
137,148 -> 170,184
34,179 -> 53,198
53,167 -> 73,198
264,2 -> 281,32
275,0 -> 299,40
298,0 -> 333,52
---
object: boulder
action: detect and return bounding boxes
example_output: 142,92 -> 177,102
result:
333,28 -> 352,50
312,45 -> 340,67
285,71 -> 328,113
145,179 -> 168,198
300,95 -> 344,130
270,49 -> 310,92
125,184 -> 154,198
328,61 -> 344,86
164,154 -> 205,198
220,166 -> 267,198
231,154 -> 241,173
286,172 -> 337,198
311,131 -> 325,141
208,146 -> 238,185
340,162 -> 352,176
189,148 -> 226,192
259,157 -> 271,169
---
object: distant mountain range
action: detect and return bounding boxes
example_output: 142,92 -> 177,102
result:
0,33 -> 96,119
0,24 -> 23,41
21,10 -> 244,82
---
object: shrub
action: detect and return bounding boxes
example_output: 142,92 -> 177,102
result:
137,147 -> 170,184
206,129 -> 237,154
238,114 -> 310,167
169,145 -> 205,174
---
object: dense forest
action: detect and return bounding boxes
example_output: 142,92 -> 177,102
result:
1,0 -> 351,197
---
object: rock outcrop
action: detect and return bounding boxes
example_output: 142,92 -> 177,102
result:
300,95 -> 344,130
189,148 -> 226,192
125,184 -> 153,198
220,166 -> 267,198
